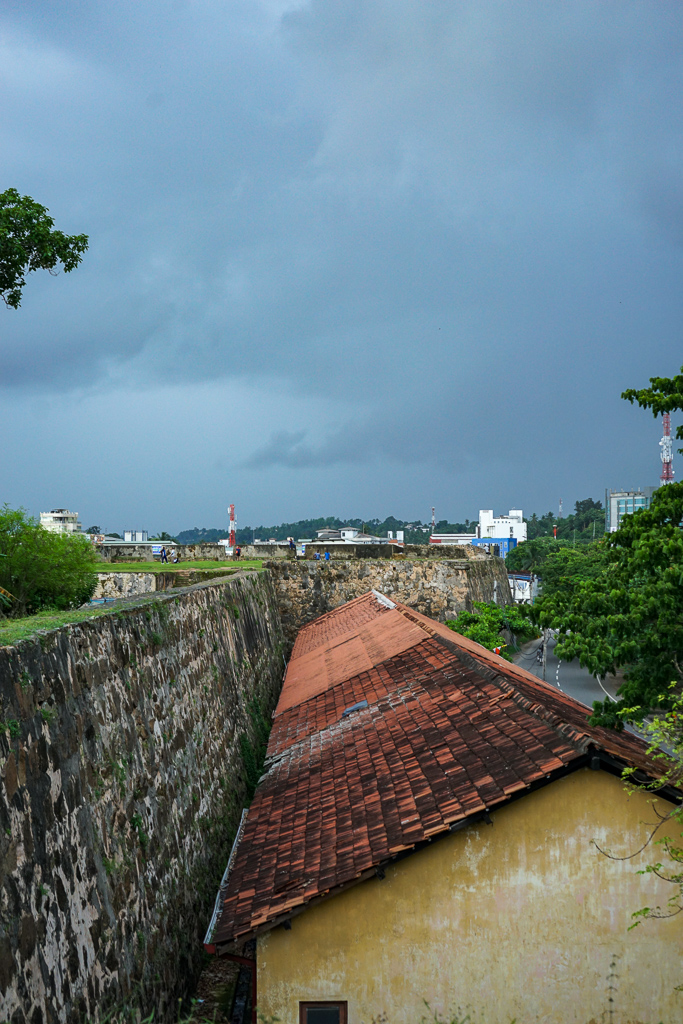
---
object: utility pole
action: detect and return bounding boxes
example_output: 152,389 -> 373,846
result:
542,629 -> 547,681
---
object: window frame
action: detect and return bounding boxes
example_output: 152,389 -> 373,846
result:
299,1001 -> 348,1024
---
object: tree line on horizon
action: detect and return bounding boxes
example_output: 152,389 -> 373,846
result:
174,501 -> 605,547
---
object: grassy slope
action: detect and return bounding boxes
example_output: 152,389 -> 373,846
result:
0,564 -> 264,646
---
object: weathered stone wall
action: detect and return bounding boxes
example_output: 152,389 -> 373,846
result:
0,572 -> 285,1023
266,557 -> 512,647
299,543 -> 490,561
92,568 -> 246,600
96,543 -> 229,563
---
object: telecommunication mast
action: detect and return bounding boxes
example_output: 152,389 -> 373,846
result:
228,504 -> 237,547
431,507 -> 436,535
660,413 -> 674,484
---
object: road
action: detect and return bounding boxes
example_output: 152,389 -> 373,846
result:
513,634 -> 620,710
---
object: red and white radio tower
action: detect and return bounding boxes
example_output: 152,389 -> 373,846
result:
228,504 -> 237,546
660,413 -> 675,484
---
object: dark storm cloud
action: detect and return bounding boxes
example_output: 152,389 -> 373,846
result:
1,0 -> 683,523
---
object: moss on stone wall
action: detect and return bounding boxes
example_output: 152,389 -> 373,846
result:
0,572 -> 284,1024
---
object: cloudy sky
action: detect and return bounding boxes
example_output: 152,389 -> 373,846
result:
1,1 -> 681,533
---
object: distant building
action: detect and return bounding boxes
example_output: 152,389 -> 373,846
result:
315,526 -> 387,544
508,573 -> 539,605
430,509 -> 526,557
40,509 -> 83,535
605,488 -> 656,533
124,530 -> 148,543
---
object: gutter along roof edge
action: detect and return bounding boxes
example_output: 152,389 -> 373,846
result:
204,808 -> 249,953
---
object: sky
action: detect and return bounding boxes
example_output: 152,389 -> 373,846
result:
1,0 -> 681,534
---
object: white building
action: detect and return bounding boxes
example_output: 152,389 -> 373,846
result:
40,509 -> 83,535
124,530 -> 148,543
315,527 -> 385,544
430,509 -> 527,547
477,509 -> 526,543
508,573 -> 539,605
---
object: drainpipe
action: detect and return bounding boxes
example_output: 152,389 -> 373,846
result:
221,952 -> 257,1024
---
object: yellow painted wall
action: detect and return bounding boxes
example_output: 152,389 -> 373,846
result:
256,769 -> 683,1024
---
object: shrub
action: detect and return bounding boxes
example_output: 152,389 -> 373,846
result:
446,601 -> 537,660
0,506 -> 99,617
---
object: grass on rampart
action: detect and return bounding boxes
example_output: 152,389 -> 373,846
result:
0,565 -> 263,646
0,605 -> 125,647
97,559 -> 262,572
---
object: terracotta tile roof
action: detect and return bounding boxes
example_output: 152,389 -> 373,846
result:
206,591 -> 665,949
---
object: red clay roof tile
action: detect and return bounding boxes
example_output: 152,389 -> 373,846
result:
207,590 -> 666,948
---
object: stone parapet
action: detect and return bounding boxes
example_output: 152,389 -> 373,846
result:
265,557 -> 511,647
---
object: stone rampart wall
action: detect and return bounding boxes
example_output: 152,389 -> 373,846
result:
265,557 -> 511,647
92,568 -> 248,600
0,573 -> 285,1023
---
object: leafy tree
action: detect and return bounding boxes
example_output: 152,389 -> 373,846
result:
622,364 -> 683,452
532,365 -> 683,729
505,537 -> 570,574
0,507 -> 99,616
535,481 -> 683,727
446,601 -> 538,661
0,188 -> 88,308
150,531 -> 178,542
534,544 -> 608,602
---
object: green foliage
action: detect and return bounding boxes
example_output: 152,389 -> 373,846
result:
131,812 -> 149,851
523,498 -> 605,544
0,719 -> 21,738
622,363 -> 683,453
179,516 -> 436,546
0,506 -> 99,617
505,537 -> 568,573
240,697 -> 272,801
534,479 -> 683,728
533,544 -> 608,601
0,188 -> 88,308
588,693 -> 683,969
446,601 -> 537,660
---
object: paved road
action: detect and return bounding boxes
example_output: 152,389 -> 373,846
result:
513,634 -> 620,710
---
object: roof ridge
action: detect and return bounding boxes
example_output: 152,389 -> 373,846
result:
297,590 -> 384,633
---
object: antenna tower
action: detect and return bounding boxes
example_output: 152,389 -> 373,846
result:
431,507 -> 436,535
660,413 -> 675,484
558,498 -> 563,518
228,504 -> 237,547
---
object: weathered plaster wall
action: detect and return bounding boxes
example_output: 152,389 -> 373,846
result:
0,572 -> 285,1023
265,557 -> 512,646
257,769 -> 683,1024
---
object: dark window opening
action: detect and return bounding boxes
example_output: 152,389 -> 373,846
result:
300,1002 -> 347,1024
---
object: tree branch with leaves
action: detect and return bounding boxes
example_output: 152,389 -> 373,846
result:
0,188 -> 88,308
